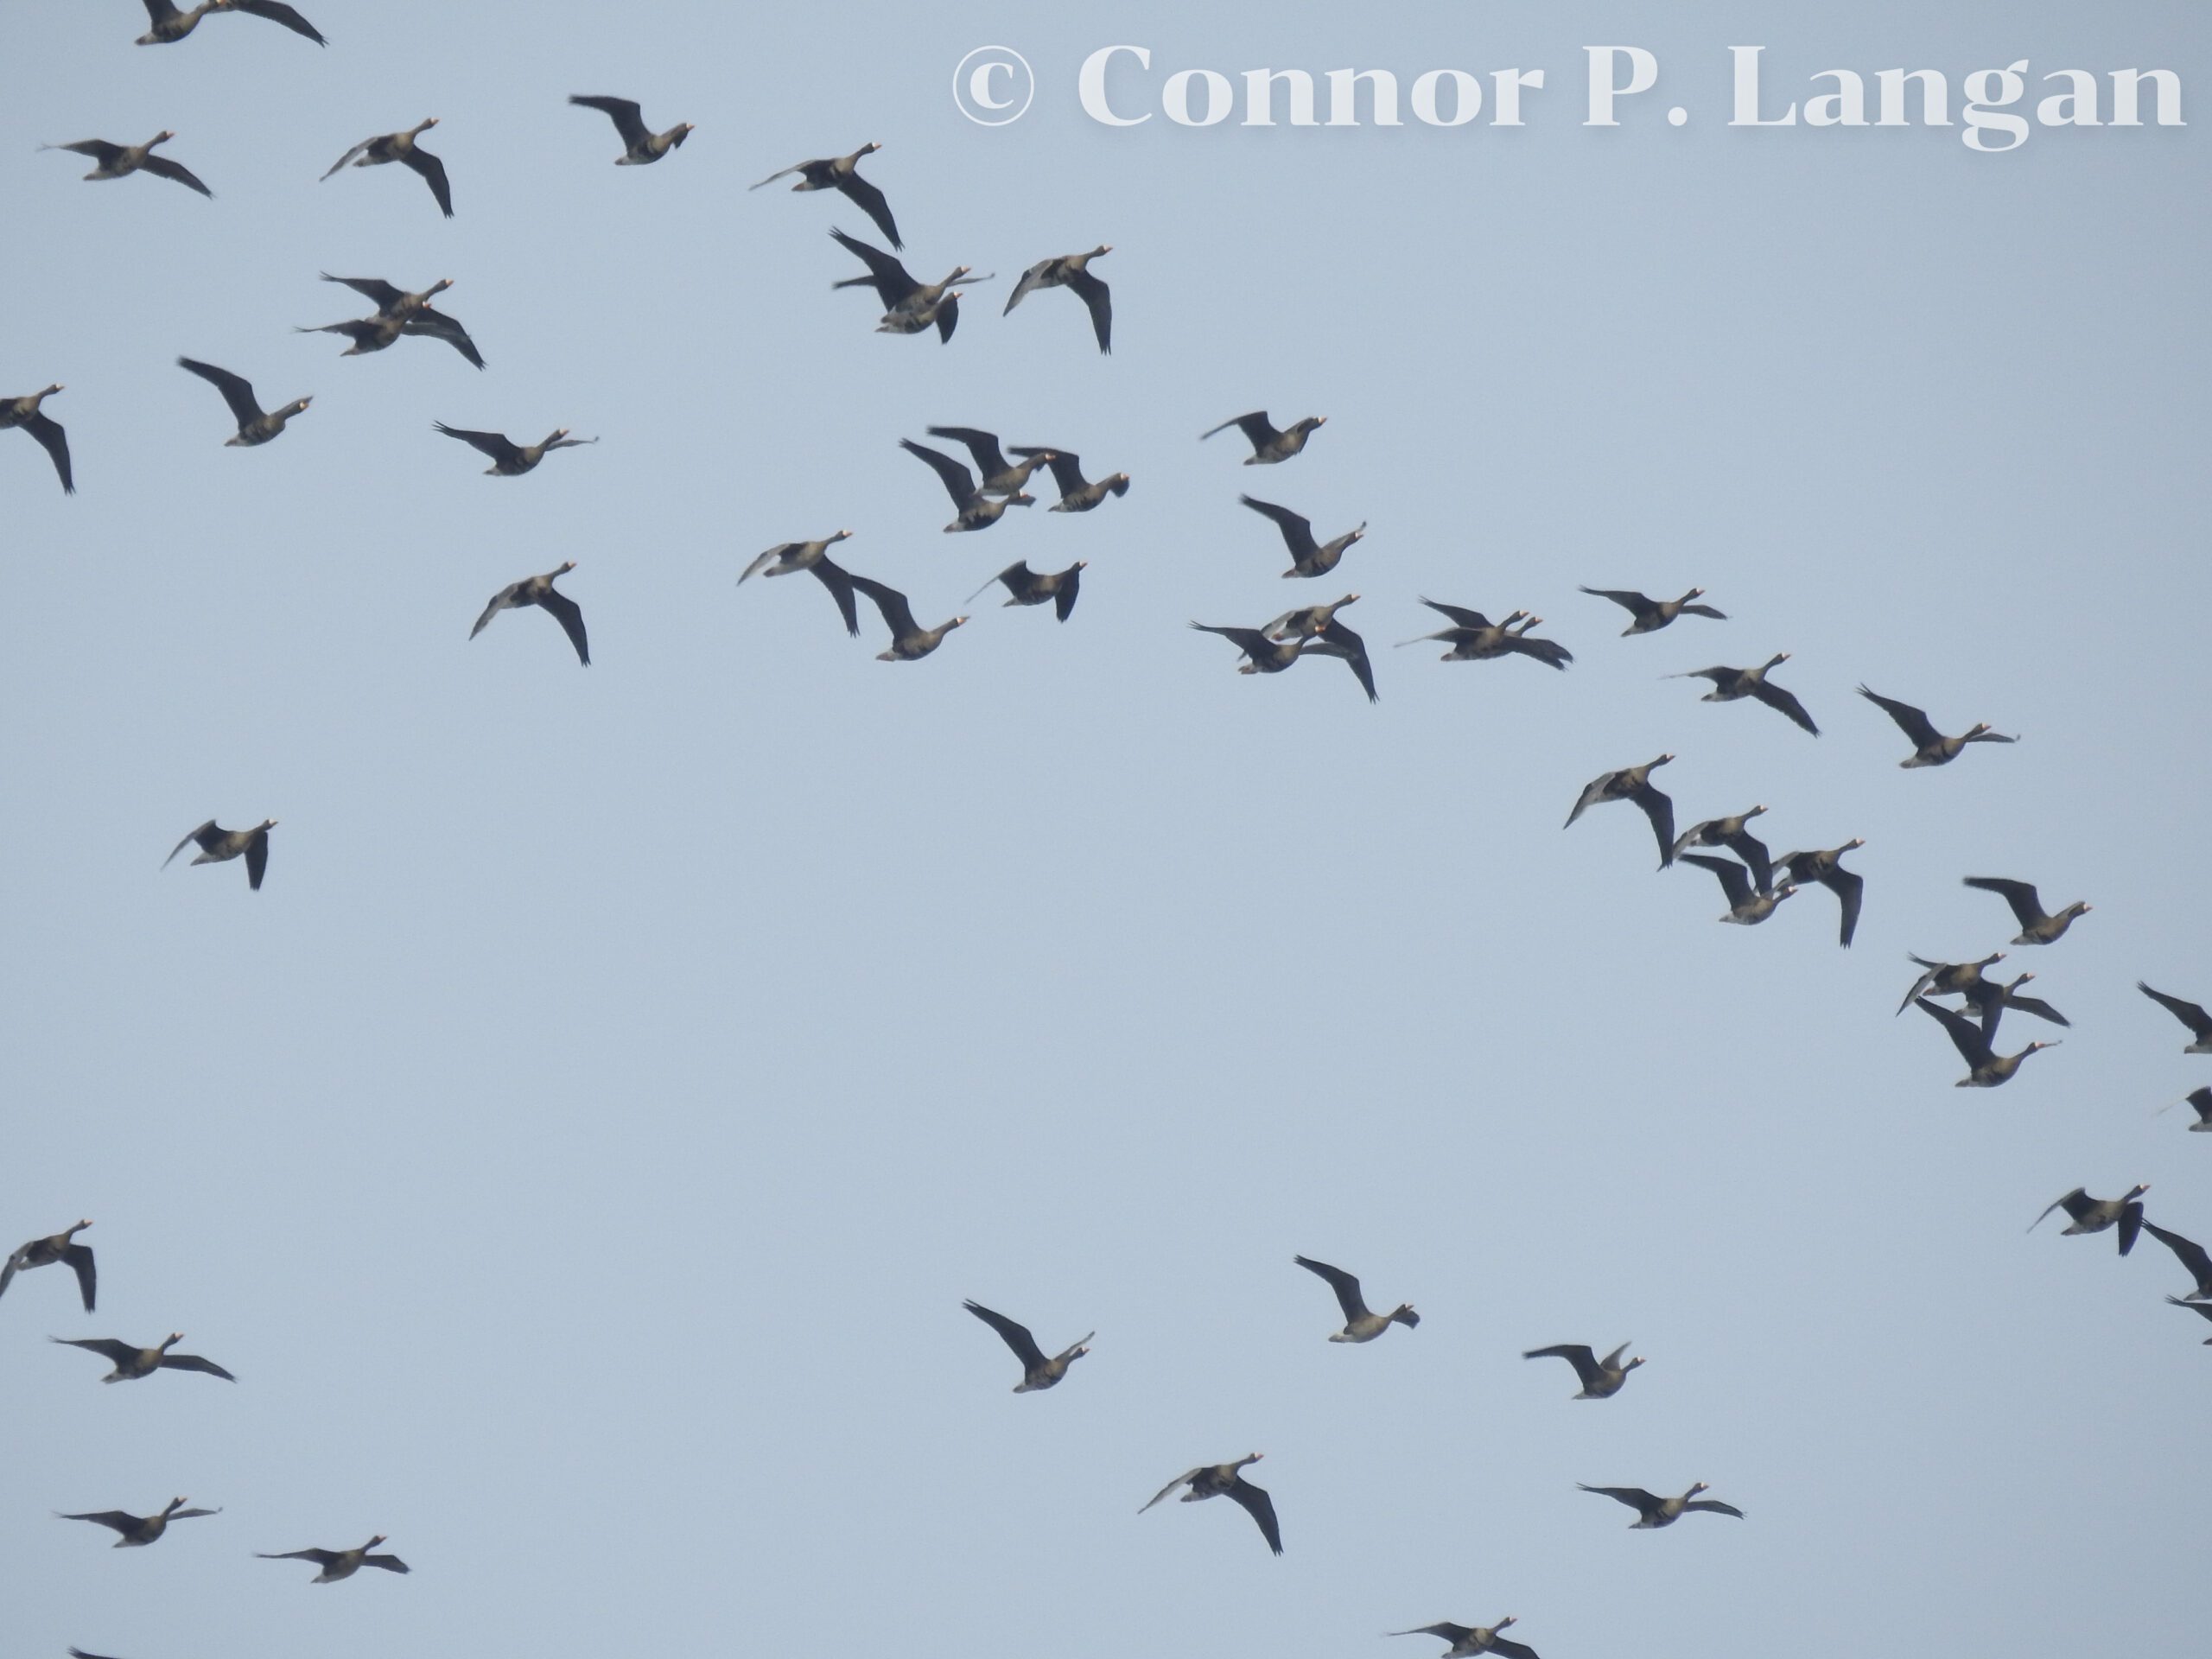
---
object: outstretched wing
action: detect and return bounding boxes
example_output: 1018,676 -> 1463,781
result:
140,155 -> 213,197
162,1351 -> 238,1381
539,589 -> 591,666
1823,867 -> 1864,948
1238,494 -> 1315,558
471,581 -> 522,639
244,830 -> 268,891
435,423 -> 520,467
2142,1222 -> 2212,1296
1684,1498 -> 1745,1518
25,413 -> 75,493
1189,621 -> 1273,662
164,822 -> 218,868
1523,1344 -> 1599,1386
1003,259 -> 1051,315
1963,876 -> 2043,930
63,1243 -> 98,1310
1141,1469 -> 1200,1512
321,139 -> 372,181
1916,997 -> 1993,1068
1682,853 -> 1752,909
1631,785 -> 1675,868
569,95 -> 649,149
258,1548 -> 340,1565
1313,620 -> 1377,703
899,438 -> 977,508
925,426 -> 1011,479
1293,1255 -> 1369,1325
1723,830 -> 1773,894
52,1337 -> 137,1364
808,555 -> 862,638
2139,982 -> 2212,1038
963,1300 -> 1046,1372
1857,685 -> 1939,748
177,359 -> 262,427
1224,1478 -> 1283,1555
829,228 -> 912,305
402,146 -> 453,217
1065,267 -> 1112,353
231,0 -> 326,42
849,575 -> 920,641
836,171 -> 901,250
1052,566 -> 1083,623
404,313 -> 486,368
1750,678 -> 1819,734
1577,1484 -> 1656,1511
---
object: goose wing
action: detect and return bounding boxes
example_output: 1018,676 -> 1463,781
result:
1189,622 -> 1274,663
1579,586 -> 1652,617
2141,1223 -> 2212,1297
1821,866 -> 1864,948
401,145 -> 453,216
849,575 -> 920,641
258,1547 -> 340,1565
835,170 -> 900,249
1052,565 -> 1083,622
1503,632 -> 1572,670
1682,853 -> 1752,909
808,554 -> 862,637
1224,1475 -> 1283,1554
1141,1469 -> 1201,1512
1313,620 -> 1378,703
2029,1188 -> 2089,1232
1202,411 -> 1274,445
1917,997 -> 1994,1068
62,1242 -> 98,1310
23,412 -> 75,493
1419,598 -> 1497,630
1750,677 -> 1819,734
363,1552 -> 410,1573
470,580 -> 524,638
569,95 -> 649,149
1683,1498 -> 1745,1518
1523,1344 -> 1600,1388
1003,258 -> 1052,315
1963,876 -> 2044,929
1630,782 -> 1675,867
925,426 -> 1012,479
139,154 -> 213,196
54,139 -> 126,165
436,423 -> 523,467
1722,830 -> 1772,893
829,228 -> 912,306
1491,1639 -> 1541,1659
321,138 -> 374,180
405,312 -> 486,368
52,1337 -> 138,1364
899,438 -> 977,508
161,1351 -> 237,1380
244,829 -> 268,891
178,359 -> 263,427
1857,685 -> 1940,747
230,0 -> 325,42
164,821 -> 219,868
1294,1255 -> 1370,1324
963,1300 -> 1047,1371
2139,982 -> 2212,1039
62,1510 -> 143,1533
2005,991 -> 2068,1028
1065,266 -> 1112,353
537,588 -> 591,666
320,272 -> 404,309
1563,771 -> 1618,830
1577,1484 -> 1657,1513
1239,494 -> 1316,559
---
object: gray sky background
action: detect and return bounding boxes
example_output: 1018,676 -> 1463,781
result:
3,3 -> 2206,1656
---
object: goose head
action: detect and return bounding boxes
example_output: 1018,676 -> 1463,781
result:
554,561 -> 579,575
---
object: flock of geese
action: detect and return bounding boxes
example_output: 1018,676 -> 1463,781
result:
8,9 -> 2203,1657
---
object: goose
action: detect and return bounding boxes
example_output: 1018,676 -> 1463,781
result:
320,272 -> 451,317
1897,952 -> 2005,1015
1914,997 -> 2059,1088
829,230 -> 982,340
177,358 -> 308,446
1201,411 -> 1325,464
471,563 -> 588,665
163,819 -> 275,890
1856,686 -> 2015,767
0,1220 -> 96,1310
923,427 -> 1057,497
43,132 -> 211,197
1671,807 -> 1771,893
1008,448 -> 1128,512
1580,586 -> 1725,636
967,560 -> 1084,621
1389,1619 -> 1539,1659
1398,602 -> 1569,669
321,120 -> 451,218
257,1536 -> 410,1581
752,143 -> 899,248
1578,1483 -> 1743,1528
2,384 -> 73,493
60,1498 -> 219,1546
849,576 -> 965,662
2031,1185 -> 2150,1256
315,275 -> 482,367
52,1334 -> 235,1383
899,438 -> 1031,531
1963,877 -> 2088,945
961,1300 -> 1092,1391
2166,1297 -> 2212,1343
1564,756 -> 1675,868
1190,621 -> 1373,702
435,423 -> 595,476
1238,494 -> 1365,578
1003,246 -> 1112,353
1668,653 -> 1818,734
569,96 -> 692,164
137,0 -> 322,46
1292,1255 -> 1417,1342
1263,594 -> 1357,641
874,291 -> 966,339
2141,1222 -> 2212,1299
1141,1454 -> 1281,1555
1523,1343 -> 1642,1399
1488,615 -> 1574,671
1773,841 -> 1865,947
1681,853 -> 1795,925
738,531 -> 861,637
295,313 -> 410,357
2139,984 -> 2212,1053
1961,972 -> 2069,1041
2158,1088 -> 2212,1135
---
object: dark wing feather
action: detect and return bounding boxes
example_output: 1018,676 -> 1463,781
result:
161,1352 -> 237,1381
1916,997 -> 1993,1067
53,1337 -> 137,1363
1239,494 -> 1316,558
569,96 -> 649,149
1491,1640 -> 1541,1659
23,412 -> 73,493
258,1548 -> 340,1565
1225,1478 -> 1283,1555
1824,867 -> 1864,948
2139,982 -> 2212,1037
1315,620 -> 1378,702
1002,260 -> 1049,315
62,1511 -> 142,1532
232,0 -> 325,42
2005,992 -> 2068,1028
539,590 -> 591,666
402,147 -> 453,216
1190,622 -> 1273,659
1578,1484 -> 1656,1510
1065,267 -> 1112,353
435,423 -> 521,466
1294,1255 -> 1368,1324
321,273 -> 404,310
933,294 -> 961,345
1053,566 -> 1083,622
850,575 -> 920,640
244,830 -> 268,891
471,582 -> 522,638
1684,1498 -> 1745,1518
925,426 -> 1011,478
1523,1344 -> 1599,1387
1963,876 -> 2042,929
63,1243 -> 97,1310
1631,784 -> 1675,868
1419,598 -> 1495,629
139,155 -> 213,196
808,555 -> 861,638
1750,679 -> 1819,734
899,439 -> 976,508
178,358 -> 263,427
835,172 -> 900,250
1857,685 -> 1940,747
1723,830 -> 1772,893
963,1300 -> 1047,1371
829,229 -> 912,305
56,140 -> 125,165
1682,853 -> 1752,909
2142,1223 -> 2212,1296
363,1553 -> 410,1573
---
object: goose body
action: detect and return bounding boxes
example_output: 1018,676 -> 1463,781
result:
1578,1481 -> 1743,1528
257,1535 -> 410,1582
925,427 -> 1057,497
471,562 -> 588,664
1897,952 -> 2005,1015
967,561 -> 1085,621
962,1300 -> 1092,1391
569,96 -> 692,164
1524,1342 -> 1642,1399
1239,493 -> 1365,578
1263,594 -> 1358,642
137,1 -> 323,46
322,119 -> 451,217
739,531 -> 860,636
52,1333 -> 235,1383
1293,1255 -> 1417,1342
1141,1454 -> 1281,1554
1564,755 -> 1675,868
1773,840 -> 1865,947
44,132 -> 213,196
178,358 -> 308,446
850,576 -> 964,661
0,1220 -> 96,1310
60,1497 -> 219,1547
1963,876 -> 2089,945
1003,245 -> 1112,353
900,437 -> 1030,531
2031,1185 -> 2150,1256
1857,685 -> 2015,767
830,230 -> 979,342
1202,410 -> 1324,465
435,423 -> 595,476
317,275 -> 483,367
1669,652 -> 1817,733
1915,996 -> 2057,1087
1389,1619 -> 1539,1659
1009,447 -> 1128,512
753,144 -> 899,247
1,385 -> 73,493
1671,807 -> 1771,892
163,819 -> 275,889
1580,586 -> 1725,636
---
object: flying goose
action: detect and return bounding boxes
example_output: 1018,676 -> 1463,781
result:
1578,1483 -> 1743,1528
257,1536 -> 410,1581
471,563 -> 588,665
1292,1255 -> 1417,1343
1141,1455 -> 1281,1555
2,384 -> 72,493
52,1333 -> 235,1383
321,120 -> 451,217
295,313 -> 410,356
1671,806 -> 1771,893
2158,1088 -> 2212,1135
1201,411 -> 1325,465
924,427 -> 1057,497
1963,877 -> 2089,945
874,291 -> 966,338
2139,984 -> 2212,1053
177,358 -> 308,446
316,275 -> 483,367
1564,756 -> 1675,868
2031,1185 -> 2150,1256
1000,448 -> 1127,514
967,561 -> 1085,620
42,133 -> 212,196
1398,602 -> 1569,669
1914,997 -> 2058,1088
163,819 -> 275,890
569,96 -> 692,164
1263,594 -> 1357,641
1388,1619 -> 1539,1659
1681,854 -> 1795,925
2166,1297 -> 2212,1343
137,1 -> 323,46
1896,952 -> 2005,1015
899,438 -> 1031,531
752,144 -> 900,248
961,1300 -> 1092,1391
829,230 -> 979,341
1190,621 -> 1372,702
1668,653 -> 1818,734
60,1498 -> 219,1547
1961,973 -> 2069,1042
1523,1343 -> 1643,1400
1238,494 -> 1365,579
434,423 -> 595,475
738,531 -> 861,637
1773,841 -> 1865,948
1856,685 -> 2015,767
2141,1221 -> 2212,1300
1003,246 -> 1112,353
849,576 -> 965,662
1580,587 -> 1725,636
0,1220 -> 96,1310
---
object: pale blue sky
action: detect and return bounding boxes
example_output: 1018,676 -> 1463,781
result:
3,4 -> 2207,1657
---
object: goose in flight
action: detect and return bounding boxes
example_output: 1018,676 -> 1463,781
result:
137,1 -> 323,46
2139,984 -> 2212,1054
1680,853 -> 1794,925
1961,973 -> 2069,1043
1141,1455 -> 1281,1555
850,576 -> 965,662
1564,756 -> 1675,868
1580,586 -> 1725,636
569,96 -> 693,164
1962,877 -> 2089,945
2,385 -> 73,493
1202,410 -> 1324,465
1292,1255 -> 1418,1342
42,132 -> 211,197
1263,594 -> 1358,642
471,563 -> 588,665
2031,1185 -> 2150,1256
1,1220 -> 96,1310
257,1535 -> 410,1582
1238,494 -> 1366,579
1914,997 -> 2058,1088
1896,952 -> 2004,1015
322,119 -> 451,217
1577,1482 -> 1742,1528
829,230 -> 978,340
1388,1618 -> 1540,1659
1398,601 -> 1569,669
961,1300 -> 1092,1391
1190,621 -> 1374,702
753,144 -> 900,247
1856,686 -> 2015,767
52,1334 -> 235,1383
164,819 -> 275,890
2142,1222 -> 2212,1299
435,423 -> 595,475
1523,1343 -> 1643,1400
1003,246 -> 1112,353
1009,448 -> 1128,512
1671,806 -> 1771,893
178,358 -> 309,446
1668,653 -> 1817,734
315,275 -> 483,367
899,438 -> 1031,531
739,531 -> 861,637
2158,1089 -> 2212,1135
967,561 -> 1085,621
1773,841 -> 1865,948
60,1498 -> 219,1547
